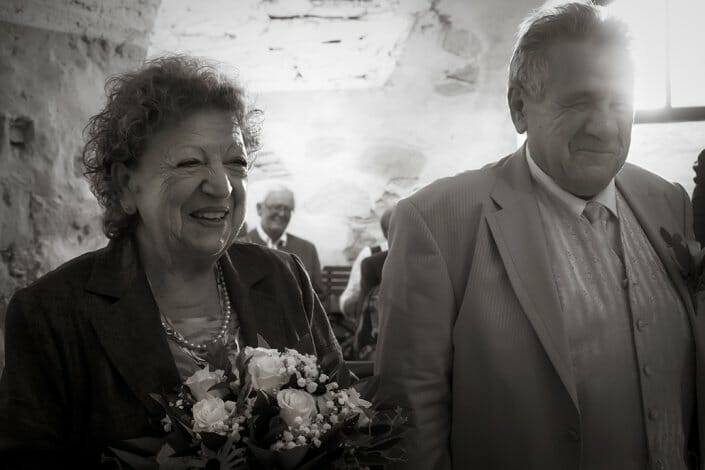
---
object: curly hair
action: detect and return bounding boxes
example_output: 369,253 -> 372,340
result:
82,55 -> 262,239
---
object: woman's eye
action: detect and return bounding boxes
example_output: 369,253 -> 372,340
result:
176,159 -> 202,168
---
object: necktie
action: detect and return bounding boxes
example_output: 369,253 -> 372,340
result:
583,200 -> 611,233
583,200 -> 622,260
275,239 -> 285,250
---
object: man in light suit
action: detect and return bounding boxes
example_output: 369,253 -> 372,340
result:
376,3 -> 704,469
248,185 -> 325,297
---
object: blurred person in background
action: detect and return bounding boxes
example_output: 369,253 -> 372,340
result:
339,207 -> 393,319
691,148 -> 705,244
249,185 -> 325,298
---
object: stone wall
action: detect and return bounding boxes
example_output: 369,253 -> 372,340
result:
0,0 -> 161,370
243,0 -> 533,265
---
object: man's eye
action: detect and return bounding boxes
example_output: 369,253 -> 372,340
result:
570,101 -> 591,109
225,158 -> 248,168
176,159 -> 202,168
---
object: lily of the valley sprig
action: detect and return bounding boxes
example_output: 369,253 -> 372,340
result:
659,228 -> 705,296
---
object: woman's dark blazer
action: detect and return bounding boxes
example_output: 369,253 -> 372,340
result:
0,236 -> 343,468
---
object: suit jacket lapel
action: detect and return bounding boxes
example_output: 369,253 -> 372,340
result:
85,237 -> 180,415
486,148 -> 579,410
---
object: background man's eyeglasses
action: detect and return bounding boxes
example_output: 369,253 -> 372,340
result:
264,204 -> 294,214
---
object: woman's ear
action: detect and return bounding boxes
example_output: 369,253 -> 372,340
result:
111,162 -> 137,215
507,85 -> 528,134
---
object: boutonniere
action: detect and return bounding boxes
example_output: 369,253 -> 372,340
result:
660,228 -> 705,305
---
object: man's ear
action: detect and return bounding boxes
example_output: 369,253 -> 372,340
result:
111,162 -> 137,215
508,85 -> 528,134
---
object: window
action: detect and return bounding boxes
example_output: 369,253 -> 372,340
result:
604,0 -> 705,123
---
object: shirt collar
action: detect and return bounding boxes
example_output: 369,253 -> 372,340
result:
525,145 -> 618,218
257,222 -> 288,249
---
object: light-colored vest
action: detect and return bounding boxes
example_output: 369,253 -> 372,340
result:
535,187 -> 694,470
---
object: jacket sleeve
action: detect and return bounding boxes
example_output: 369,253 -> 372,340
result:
375,198 -> 454,470
0,289 -> 73,466
288,254 -> 345,368
309,245 -> 326,300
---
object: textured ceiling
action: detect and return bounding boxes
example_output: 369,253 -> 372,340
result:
148,0 -> 432,92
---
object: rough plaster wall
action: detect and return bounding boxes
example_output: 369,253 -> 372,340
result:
244,0 -> 535,264
0,0 -> 161,369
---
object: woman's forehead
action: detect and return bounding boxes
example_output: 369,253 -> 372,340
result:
158,110 -> 244,145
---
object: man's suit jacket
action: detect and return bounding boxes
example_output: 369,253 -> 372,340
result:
360,250 -> 388,302
248,229 -> 325,298
0,236 -> 343,467
376,147 -> 705,469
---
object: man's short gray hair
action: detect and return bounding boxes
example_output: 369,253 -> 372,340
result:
260,183 -> 295,205
508,1 -> 631,99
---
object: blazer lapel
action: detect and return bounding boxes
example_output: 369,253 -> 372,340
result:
485,148 -> 579,410
85,238 -> 180,415
222,246 -> 300,350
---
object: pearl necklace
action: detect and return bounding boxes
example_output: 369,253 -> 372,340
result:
160,261 -> 232,352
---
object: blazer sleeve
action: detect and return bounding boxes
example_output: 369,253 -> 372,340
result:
375,198 -> 454,470
0,289 -> 72,465
309,245 -> 326,300
359,257 -> 374,301
287,254 -> 344,368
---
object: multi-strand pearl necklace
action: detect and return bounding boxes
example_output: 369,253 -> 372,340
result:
160,261 -> 232,353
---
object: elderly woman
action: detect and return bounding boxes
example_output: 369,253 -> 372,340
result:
0,56 -> 343,466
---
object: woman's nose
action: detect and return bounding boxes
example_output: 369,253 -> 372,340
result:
201,164 -> 232,198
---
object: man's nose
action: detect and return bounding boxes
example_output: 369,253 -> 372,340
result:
201,164 -> 233,198
584,104 -> 621,140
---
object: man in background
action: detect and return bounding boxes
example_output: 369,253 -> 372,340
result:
339,208 -> 393,318
249,185 -> 325,297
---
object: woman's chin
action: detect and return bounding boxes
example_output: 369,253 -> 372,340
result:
177,236 -> 232,261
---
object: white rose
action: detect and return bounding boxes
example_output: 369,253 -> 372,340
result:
192,397 -> 229,432
184,365 -> 226,401
345,388 -> 372,410
277,389 -> 316,427
246,348 -> 288,392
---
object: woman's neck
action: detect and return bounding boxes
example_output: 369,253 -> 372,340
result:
138,244 -> 221,321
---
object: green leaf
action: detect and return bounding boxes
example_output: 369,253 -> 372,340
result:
353,375 -> 380,402
205,342 -> 233,375
208,381 -> 234,397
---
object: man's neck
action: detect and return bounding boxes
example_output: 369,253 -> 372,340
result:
257,223 -> 286,246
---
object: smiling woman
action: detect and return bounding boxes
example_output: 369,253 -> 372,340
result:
0,55 -> 345,467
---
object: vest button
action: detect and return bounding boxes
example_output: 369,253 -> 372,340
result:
654,459 -> 664,470
648,408 -> 659,420
567,428 -> 580,442
643,365 -> 653,376
636,319 -> 648,331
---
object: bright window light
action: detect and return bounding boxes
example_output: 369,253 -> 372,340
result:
606,0 -> 705,110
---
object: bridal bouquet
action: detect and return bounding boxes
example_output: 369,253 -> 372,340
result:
103,346 -> 407,469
